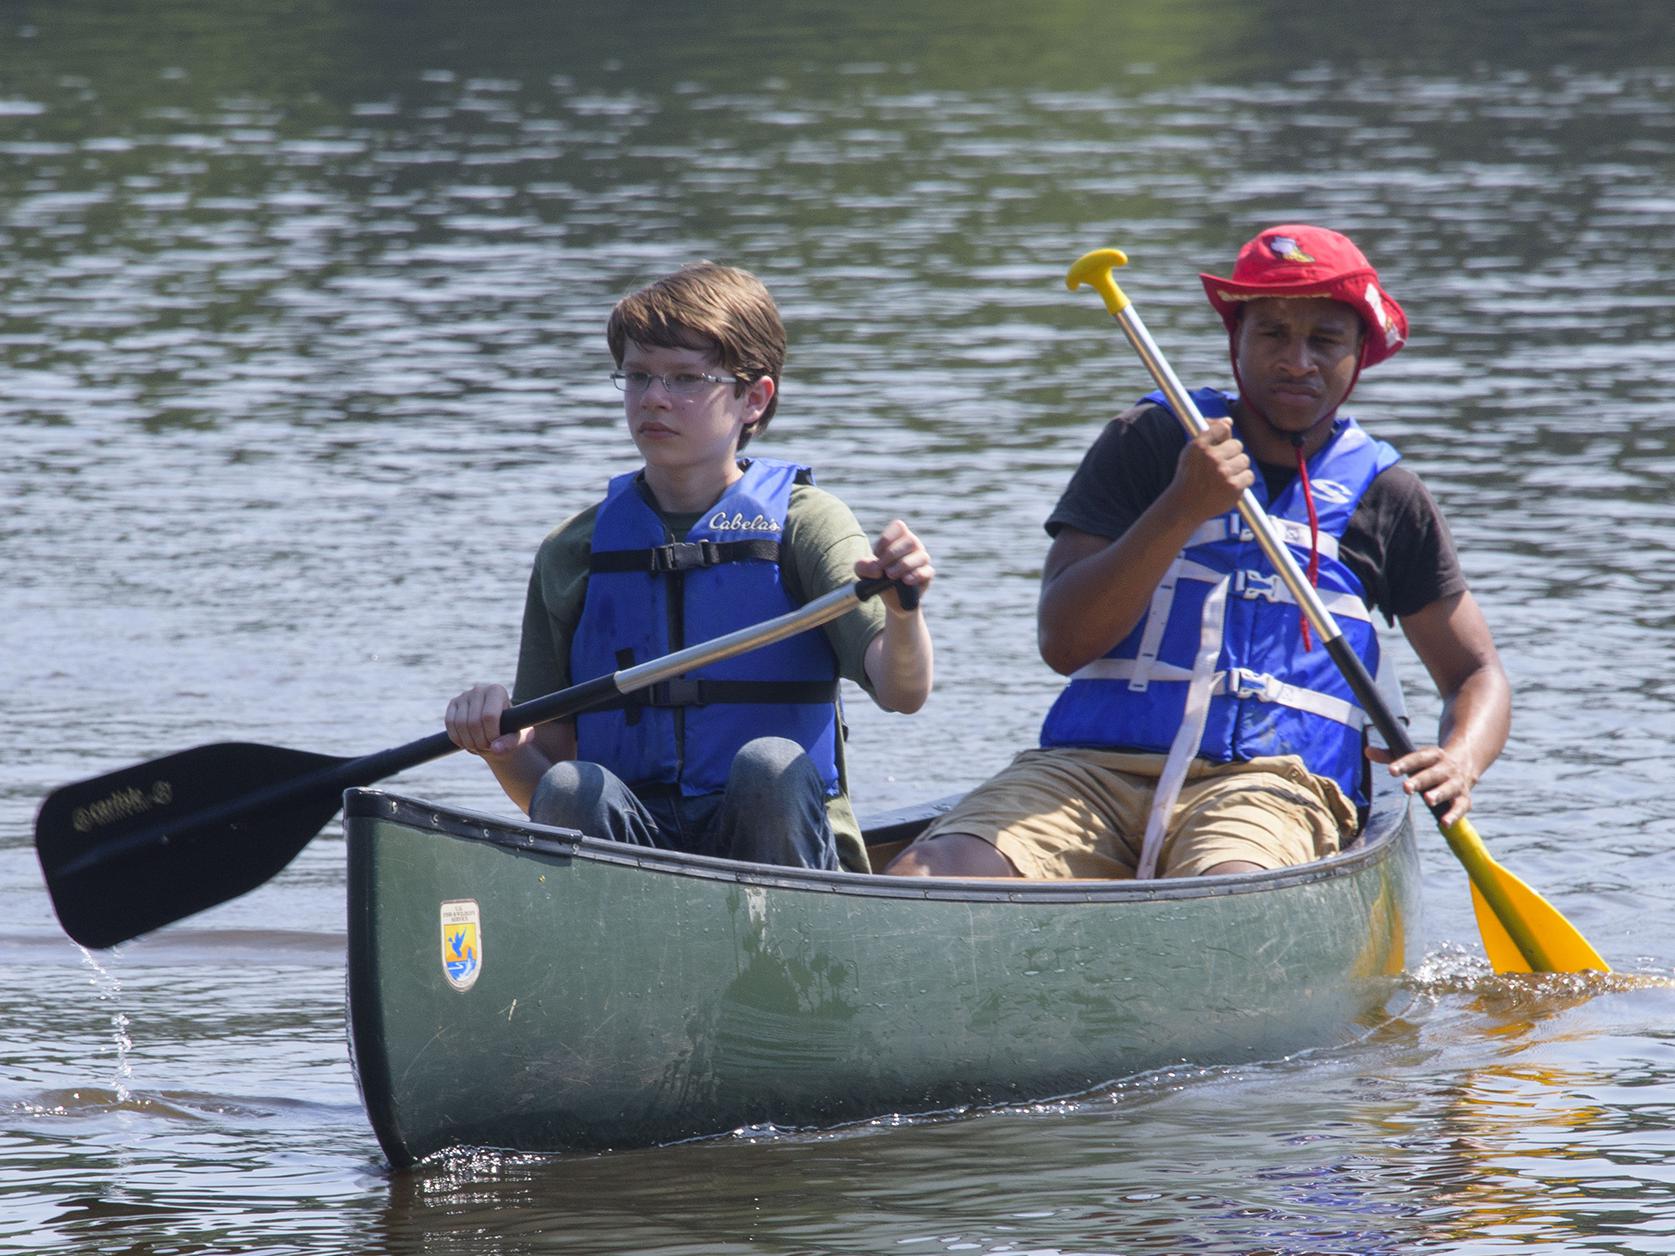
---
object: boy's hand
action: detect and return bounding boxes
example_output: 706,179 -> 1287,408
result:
854,519 -> 934,613
445,682 -> 524,758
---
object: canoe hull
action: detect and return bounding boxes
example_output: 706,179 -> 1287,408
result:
345,790 -> 1418,1166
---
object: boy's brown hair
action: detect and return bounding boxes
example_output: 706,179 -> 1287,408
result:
606,262 -> 786,447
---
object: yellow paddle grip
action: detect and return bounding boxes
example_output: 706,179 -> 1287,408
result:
1066,248 -> 1133,316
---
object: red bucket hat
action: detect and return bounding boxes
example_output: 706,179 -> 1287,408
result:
1199,225 -> 1408,368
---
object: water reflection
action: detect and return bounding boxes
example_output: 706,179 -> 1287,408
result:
369,1037 -> 1675,1255
7,0 -> 1675,1252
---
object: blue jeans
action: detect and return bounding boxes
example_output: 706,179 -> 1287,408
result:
528,736 -> 840,871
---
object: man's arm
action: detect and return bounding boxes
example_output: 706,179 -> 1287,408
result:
1039,417 -> 1252,675
1372,590 -> 1511,826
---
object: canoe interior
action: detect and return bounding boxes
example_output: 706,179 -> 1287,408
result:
344,788 -> 1418,1167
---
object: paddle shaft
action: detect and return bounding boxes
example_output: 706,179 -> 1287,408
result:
50,576 -> 909,882
1081,275 -> 1558,972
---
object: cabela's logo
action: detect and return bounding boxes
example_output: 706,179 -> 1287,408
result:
71,780 -> 174,832
707,510 -> 782,533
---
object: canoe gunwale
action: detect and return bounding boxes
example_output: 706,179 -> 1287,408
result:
340,787 -> 1412,906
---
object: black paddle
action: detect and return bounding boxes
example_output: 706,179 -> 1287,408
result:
37,577 -> 914,949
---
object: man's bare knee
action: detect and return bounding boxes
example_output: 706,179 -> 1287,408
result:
883,833 -> 1022,878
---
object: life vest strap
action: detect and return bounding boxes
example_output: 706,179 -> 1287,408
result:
592,677 -> 838,710
1136,572 -> 1232,879
590,538 -> 781,574
1068,658 -> 1364,728
1215,668 -> 1361,727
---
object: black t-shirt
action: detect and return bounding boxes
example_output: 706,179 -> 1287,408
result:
1044,404 -> 1467,623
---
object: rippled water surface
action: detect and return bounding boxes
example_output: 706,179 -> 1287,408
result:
6,2 -> 1675,1252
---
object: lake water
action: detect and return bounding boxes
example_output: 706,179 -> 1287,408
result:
6,1 -> 1675,1251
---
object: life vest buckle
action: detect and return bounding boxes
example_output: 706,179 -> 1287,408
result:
645,679 -> 703,707
1228,668 -> 1280,702
648,540 -> 725,572
1233,569 -> 1281,601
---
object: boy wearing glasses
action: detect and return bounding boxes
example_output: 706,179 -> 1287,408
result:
445,262 -> 934,873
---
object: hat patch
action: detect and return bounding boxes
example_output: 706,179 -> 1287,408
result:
1267,236 -> 1315,265
1364,282 -> 1403,344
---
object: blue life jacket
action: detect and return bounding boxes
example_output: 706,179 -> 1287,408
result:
1038,388 -> 1401,805
571,458 -> 841,798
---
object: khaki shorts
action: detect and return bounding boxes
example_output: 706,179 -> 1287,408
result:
916,748 -> 1359,879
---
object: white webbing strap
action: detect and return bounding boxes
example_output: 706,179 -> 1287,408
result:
1128,557 -> 1182,691
1215,668 -> 1362,727
1070,657 -> 1193,683
1272,516 -> 1340,563
1136,574 -> 1230,879
1228,572 -> 1372,623
1128,559 -> 1226,692
1070,657 -> 1366,729
1184,515 -> 1341,563
1127,562 -> 1176,693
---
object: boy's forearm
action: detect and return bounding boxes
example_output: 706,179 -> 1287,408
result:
482,723 -> 572,814
866,612 -> 934,713
483,744 -> 554,815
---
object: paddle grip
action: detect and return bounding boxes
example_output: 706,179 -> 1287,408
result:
499,673 -> 621,738
857,575 -> 921,612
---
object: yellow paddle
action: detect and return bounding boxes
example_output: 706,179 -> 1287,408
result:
1066,247 -> 1607,974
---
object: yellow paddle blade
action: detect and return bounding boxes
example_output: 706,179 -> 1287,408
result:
1468,864 -> 1610,975
1441,816 -> 1607,973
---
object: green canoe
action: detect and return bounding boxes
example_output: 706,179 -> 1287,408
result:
344,787 -> 1418,1167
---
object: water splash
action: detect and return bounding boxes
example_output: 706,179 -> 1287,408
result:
79,945 -> 133,1104
1408,942 -> 1675,1000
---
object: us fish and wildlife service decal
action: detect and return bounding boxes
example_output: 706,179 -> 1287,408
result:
440,899 -> 483,991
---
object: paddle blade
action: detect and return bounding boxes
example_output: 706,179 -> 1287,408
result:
36,742 -> 352,949
1469,866 -> 1610,975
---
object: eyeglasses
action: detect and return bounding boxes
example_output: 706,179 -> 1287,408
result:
610,370 -> 740,396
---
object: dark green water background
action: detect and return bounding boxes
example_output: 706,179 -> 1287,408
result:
6,2 -> 1675,1252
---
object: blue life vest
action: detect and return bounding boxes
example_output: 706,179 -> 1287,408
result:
1038,388 -> 1401,805
571,458 -> 841,798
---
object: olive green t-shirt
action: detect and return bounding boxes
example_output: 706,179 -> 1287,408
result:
513,476 -> 886,872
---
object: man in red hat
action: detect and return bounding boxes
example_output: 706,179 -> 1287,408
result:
889,224 -> 1510,880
